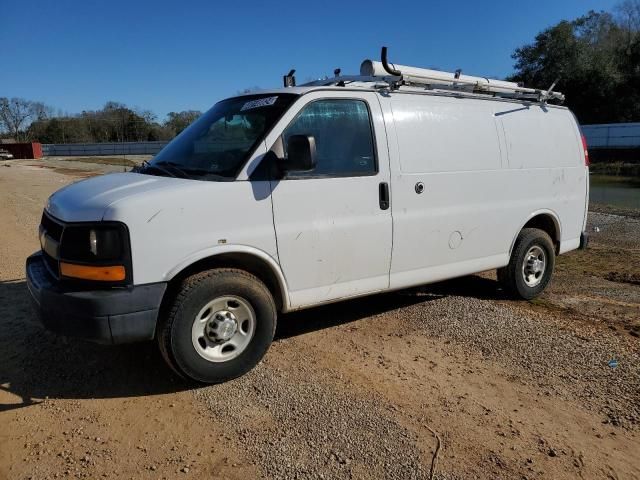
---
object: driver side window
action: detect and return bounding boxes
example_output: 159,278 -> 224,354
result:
283,99 -> 377,177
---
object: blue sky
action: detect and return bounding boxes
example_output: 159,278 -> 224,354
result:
1,0 -> 620,120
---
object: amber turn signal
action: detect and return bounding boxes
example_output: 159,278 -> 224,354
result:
60,262 -> 126,281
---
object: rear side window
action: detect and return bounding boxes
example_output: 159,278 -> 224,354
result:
283,99 -> 376,177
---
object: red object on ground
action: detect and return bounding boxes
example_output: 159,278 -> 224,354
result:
0,142 -> 42,159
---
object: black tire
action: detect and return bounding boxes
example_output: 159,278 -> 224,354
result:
498,228 -> 555,300
157,268 -> 277,384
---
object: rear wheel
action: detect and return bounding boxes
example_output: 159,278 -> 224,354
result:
498,228 -> 555,300
158,268 -> 277,383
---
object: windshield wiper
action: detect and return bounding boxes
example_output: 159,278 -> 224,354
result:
134,160 -> 177,178
133,160 -> 231,181
169,165 -> 232,181
155,161 -> 192,179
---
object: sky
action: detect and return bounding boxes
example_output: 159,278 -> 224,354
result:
1,0 -> 621,121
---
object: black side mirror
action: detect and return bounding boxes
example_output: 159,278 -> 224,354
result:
284,135 -> 316,172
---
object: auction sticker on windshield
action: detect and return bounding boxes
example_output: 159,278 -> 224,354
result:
241,96 -> 278,111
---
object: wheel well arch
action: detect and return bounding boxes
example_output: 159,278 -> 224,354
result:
511,212 -> 561,255
165,251 -> 289,312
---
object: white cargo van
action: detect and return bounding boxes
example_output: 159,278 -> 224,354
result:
27,49 -> 589,383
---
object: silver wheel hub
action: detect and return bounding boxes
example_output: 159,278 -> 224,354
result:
191,296 -> 256,363
531,259 -> 544,274
207,312 -> 238,341
522,246 -> 546,288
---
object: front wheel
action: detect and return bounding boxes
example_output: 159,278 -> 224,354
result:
157,268 -> 277,383
498,228 -> 555,300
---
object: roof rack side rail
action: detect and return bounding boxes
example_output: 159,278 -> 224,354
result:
360,47 -> 565,103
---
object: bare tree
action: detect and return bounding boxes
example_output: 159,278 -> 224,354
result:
32,102 -> 55,121
0,97 -> 51,141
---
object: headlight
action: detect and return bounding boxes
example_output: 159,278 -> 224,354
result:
59,224 -> 130,282
60,225 -> 125,261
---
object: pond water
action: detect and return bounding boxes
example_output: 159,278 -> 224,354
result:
590,175 -> 640,209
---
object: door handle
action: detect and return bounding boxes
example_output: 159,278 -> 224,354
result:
379,182 -> 390,210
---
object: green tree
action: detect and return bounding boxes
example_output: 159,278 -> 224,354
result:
509,6 -> 640,123
20,100 -> 199,143
165,110 -> 202,136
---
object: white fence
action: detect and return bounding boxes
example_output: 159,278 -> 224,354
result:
42,141 -> 168,156
582,122 -> 640,149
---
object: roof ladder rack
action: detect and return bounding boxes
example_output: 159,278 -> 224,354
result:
360,47 -> 565,103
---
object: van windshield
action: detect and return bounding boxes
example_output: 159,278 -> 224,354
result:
144,94 -> 297,180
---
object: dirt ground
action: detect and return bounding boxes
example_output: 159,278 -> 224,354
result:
0,160 -> 638,480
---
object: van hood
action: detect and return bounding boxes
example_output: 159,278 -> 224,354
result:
46,172 -> 191,222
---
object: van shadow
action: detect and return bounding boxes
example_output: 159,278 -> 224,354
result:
0,280 -> 190,413
276,274 -> 503,339
0,274 -> 501,411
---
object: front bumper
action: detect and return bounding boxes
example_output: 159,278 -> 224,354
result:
26,252 -> 166,344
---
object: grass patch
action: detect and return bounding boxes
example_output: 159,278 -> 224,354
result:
590,162 -> 640,177
589,203 -> 640,218
555,245 -> 640,282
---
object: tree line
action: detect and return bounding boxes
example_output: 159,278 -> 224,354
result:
0,98 -> 201,144
509,0 -> 640,124
1,1 -> 639,143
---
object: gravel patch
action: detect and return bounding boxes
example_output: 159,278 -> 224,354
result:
588,212 -> 640,249
196,356 -> 427,480
405,295 -> 640,428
